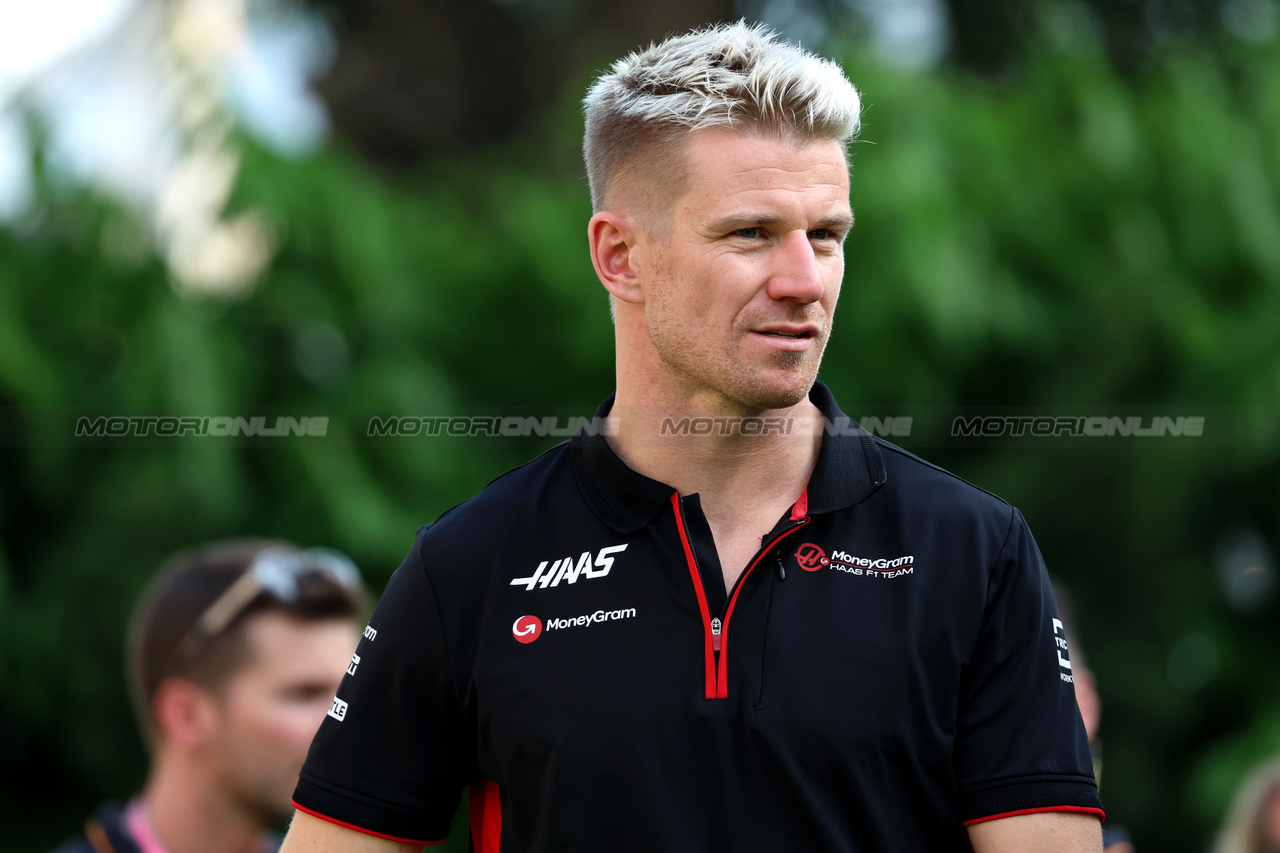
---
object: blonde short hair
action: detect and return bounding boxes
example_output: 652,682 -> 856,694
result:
583,21 -> 862,219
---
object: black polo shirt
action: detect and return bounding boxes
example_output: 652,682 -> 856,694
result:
293,383 -> 1103,852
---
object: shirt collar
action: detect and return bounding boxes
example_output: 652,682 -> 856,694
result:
570,381 -> 886,533
125,800 -> 171,853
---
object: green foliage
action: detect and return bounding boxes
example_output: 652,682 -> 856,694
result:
826,28 -> 1280,853
2,18 -> 1279,852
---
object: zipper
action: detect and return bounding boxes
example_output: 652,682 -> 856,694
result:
712,518 -> 810,698
672,493 -> 718,699
671,491 -> 810,700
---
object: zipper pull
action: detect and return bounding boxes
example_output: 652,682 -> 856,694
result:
776,548 -> 786,580
711,617 -> 722,652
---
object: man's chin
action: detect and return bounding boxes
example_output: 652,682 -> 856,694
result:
734,352 -> 825,410
732,380 -> 815,413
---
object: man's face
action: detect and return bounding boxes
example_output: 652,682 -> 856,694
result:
206,612 -> 357,826
638,127 -> 851,412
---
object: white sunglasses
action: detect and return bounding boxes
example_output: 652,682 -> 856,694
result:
177,546 -> 361,664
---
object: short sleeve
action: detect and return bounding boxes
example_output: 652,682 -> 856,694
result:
292,527 -> 474,844
953,509 -> 1104,825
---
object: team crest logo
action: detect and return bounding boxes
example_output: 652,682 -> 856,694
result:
794,543 -> 829,572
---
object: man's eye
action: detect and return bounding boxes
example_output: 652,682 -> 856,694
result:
733,228 -> 760,239
809,229 -> 835,240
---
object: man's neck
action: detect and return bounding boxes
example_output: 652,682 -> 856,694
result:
140,759 -> 267,853
611,383 -> 822,560
607,391 -> 823,500
607,386 -> 823,590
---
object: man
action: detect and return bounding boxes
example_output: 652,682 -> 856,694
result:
285,22 -> 1104,853
53,540 -> 365,853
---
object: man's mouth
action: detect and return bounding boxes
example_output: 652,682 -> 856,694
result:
755,327 -> 818,339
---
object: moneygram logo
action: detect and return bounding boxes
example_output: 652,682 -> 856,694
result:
511,608 -> 637,644
794,545 -> 917,580
545,608 -> 636,631
831,551 -> 915,572
512,615 -> 543,644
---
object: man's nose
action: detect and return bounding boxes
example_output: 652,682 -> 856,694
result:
766,230 -> 826,304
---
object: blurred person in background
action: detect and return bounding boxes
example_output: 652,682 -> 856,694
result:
1073,659 -> 1135,853
1056,583 -> 1135,853
50,540 -> 365,853
1215,758 -> 1280,853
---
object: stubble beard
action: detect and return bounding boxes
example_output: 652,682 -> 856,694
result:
644,251 -> 830,413
732,343 -> 826,411
650,321 -> 828,413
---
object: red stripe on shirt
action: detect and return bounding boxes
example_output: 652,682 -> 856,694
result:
291,801 -> 444,845
963,805 -> 1106,827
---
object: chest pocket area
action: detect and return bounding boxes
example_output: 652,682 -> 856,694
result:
754,573 -> 959,764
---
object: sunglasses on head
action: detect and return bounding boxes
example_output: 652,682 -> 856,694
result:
177,546 -> 362,665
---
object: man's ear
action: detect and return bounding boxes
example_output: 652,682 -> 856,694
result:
588,211 -> 646,305
151,678 -> 219,750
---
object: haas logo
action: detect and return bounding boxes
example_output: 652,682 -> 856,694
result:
512,615 -> 543,644
794,543 -> 829,572
511,544 -> 628,591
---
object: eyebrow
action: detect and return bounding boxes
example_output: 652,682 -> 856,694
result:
707,212 -> 855,233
